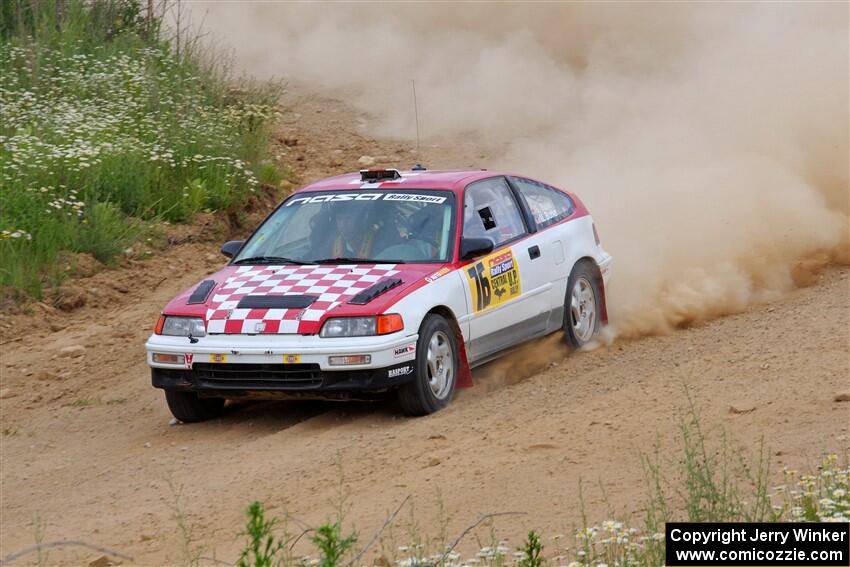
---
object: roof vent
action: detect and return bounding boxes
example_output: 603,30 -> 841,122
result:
360,168 -> 402,182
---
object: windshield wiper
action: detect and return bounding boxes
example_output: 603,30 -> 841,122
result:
312,257 -> 407,264
233,256 -> 314,265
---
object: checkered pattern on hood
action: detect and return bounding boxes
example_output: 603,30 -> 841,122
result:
206,264 -> 400,334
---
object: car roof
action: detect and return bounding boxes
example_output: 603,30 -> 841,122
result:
297,169 -> 518,195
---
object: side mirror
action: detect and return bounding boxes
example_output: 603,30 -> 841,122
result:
459,237 -> 495,260
220,240 -> 244,258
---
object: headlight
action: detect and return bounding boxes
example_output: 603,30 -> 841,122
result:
159,316 -> 206,337
319,314 -> 403,338
320,317 -> 376,337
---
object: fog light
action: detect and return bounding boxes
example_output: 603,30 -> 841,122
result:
328,354 -> 371,366
153,353 -> 186,365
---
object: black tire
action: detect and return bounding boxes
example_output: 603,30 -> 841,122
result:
563,260 -> 601,350
398,314 -> 458,416
164,390 -> 225,423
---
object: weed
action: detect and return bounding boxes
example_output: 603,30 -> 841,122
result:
378,509 -> 400,567
517,531 -> 543,567
31,514 -> 48,567
331,452 -> 351,526
433,488 -> 450,560
310,522 -> 357,567
167,478 -> 204,567
238,501 -> 286,567
406,499 -> 424,566
671,390 -> 775,523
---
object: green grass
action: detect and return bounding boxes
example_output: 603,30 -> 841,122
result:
0,0 -> 283,299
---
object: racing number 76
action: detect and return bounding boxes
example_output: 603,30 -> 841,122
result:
467,262 -> 491,311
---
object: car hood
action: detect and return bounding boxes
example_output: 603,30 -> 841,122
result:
163,263 -> 444,335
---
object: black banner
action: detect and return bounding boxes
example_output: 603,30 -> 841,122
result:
666,523 -> 849,566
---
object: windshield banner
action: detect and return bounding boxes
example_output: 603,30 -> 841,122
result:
286,193 -> 447,206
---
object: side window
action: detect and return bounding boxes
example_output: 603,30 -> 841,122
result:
511,177 -> 575,229
463,177 -> 526,246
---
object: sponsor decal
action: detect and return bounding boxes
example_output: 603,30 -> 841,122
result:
209,353 -> 227,363
282,354 -> 301,364
388,365 -> 413,378
382,193 -> 446,204
526,196 -> 560,226
185,353 -> 194,368
286,193 -> 382,206
286,193 -> 446,206
464,248 -> 522,312
393,344 -> 416,358
254,321 -> 266,333
425,267 -> 451,283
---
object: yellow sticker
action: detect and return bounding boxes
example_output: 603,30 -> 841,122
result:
209,353 -> 227,363
464,248 -> 522,313
282,354 -> 301,364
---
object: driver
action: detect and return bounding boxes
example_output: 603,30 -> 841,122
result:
328,201 -> 384,258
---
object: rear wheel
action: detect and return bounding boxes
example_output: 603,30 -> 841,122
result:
398,314 -> 458,416
563,261 -> 601,349
164,390 -> 225,423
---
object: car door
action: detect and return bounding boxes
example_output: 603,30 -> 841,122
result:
461,176 -> 551,363
509,176 -> 578,332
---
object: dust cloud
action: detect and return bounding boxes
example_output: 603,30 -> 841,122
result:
467,334 -> 571,394
189,3 -> 848,339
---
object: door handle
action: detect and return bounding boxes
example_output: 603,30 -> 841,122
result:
528,245 -> 541,260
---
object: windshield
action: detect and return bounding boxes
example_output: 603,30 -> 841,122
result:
234,189 -> 457,264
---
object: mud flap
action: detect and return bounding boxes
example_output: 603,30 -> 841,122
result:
596,269 -> 609,325
450,318 -> 473,388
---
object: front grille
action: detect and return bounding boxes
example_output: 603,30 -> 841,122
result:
192,363 -> 322,390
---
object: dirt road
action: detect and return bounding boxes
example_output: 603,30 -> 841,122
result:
1,88 -> 848,566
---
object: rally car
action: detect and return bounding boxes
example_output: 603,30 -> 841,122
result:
146,168 -> 612,421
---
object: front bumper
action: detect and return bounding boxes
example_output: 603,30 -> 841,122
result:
151,361 -> 417,399
145,332 -> 419,397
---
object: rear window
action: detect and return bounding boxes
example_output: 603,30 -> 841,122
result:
510,177 -> 575,229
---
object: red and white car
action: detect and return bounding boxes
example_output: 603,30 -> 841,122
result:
146,168 -> 612,421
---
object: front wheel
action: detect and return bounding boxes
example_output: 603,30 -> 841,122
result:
398,314 -> 458,416
563,261 -> 601,349
164,390 -> 225,423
